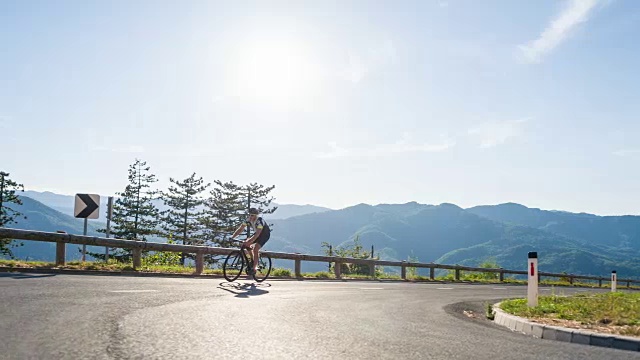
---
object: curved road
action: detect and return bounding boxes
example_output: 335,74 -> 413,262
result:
1,273 -> 638,360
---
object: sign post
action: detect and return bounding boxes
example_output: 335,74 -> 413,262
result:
74,194 -> 100,262
612,270 -> 617,292
528,251 -> 538,307
105,196 -> 114,261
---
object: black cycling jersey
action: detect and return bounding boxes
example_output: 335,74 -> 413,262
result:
245,217 -> 270,234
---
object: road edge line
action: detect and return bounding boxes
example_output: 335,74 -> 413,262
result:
492,302 -> 640,352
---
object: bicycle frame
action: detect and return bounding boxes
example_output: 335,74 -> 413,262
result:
240,244 -> 256,273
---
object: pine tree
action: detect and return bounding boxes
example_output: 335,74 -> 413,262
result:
89,159 -> 160,261
0,171 -> 26,257
160,173 -> 210,265
200,180 -> 245,264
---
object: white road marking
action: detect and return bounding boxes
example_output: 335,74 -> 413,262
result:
492,287 -> 507,290
437,287 -> 454,290
541,289 -> 551,291
110,290 -> 158,293
359,288 -> 384,290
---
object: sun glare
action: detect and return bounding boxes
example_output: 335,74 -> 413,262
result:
230,35 -> 322,110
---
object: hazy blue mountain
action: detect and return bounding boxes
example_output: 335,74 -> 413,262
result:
467,203 -> 640,251
22,190 -> 109,218
22,191 -> 330,220
267,203 -> 331,220
3,196 -> 104,261
5,196 -> 639,278
270,202 -> 640,277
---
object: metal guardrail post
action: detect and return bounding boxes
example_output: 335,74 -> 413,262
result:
369,261 -> 376,278
401,262 -> 407,280
295,259 -> 302,278
499,269 -> 504,282
195,252 -> 204,275
455,268 -> 461,281
55,230 -> 66,266
334,261 -> 342,279
132,248 -> 142,269
55,242 -> 66,266
429,266 -> 435,280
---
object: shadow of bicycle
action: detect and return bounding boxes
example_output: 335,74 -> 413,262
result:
0,272 -> 57,280
217,281 -> 271,298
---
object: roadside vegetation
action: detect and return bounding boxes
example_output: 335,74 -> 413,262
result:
500,292 -> 640,337
2,258 -> 637,289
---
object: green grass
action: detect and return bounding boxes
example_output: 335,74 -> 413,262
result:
500,292 -> 640,336
270,268 -> 293,277
1,260 -> 638,289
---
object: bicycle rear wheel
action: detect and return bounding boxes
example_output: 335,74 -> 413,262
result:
253,253 -> 272,283
223,251 -> 244,282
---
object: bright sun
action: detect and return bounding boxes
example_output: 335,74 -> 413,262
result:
230,35 -> 322,109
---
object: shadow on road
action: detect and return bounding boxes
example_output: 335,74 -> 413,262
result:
0,272 -> 57,280
217,282 -> 271,298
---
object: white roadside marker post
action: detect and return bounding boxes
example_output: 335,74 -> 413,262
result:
528,252 -> 538,307
611,270 -> 617,292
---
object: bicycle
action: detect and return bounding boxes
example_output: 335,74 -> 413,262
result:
223,239 -> 272,283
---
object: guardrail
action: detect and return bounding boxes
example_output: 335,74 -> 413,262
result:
1,228 -> 639,287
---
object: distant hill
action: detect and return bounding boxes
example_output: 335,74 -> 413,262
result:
467,203 -> 640,251
22,190 -> 108,218
3,196 -> 103,261
267,204 -> 331,220
270,202 -> 640,277
22,191 -> 330,220
5,195 -> 639,278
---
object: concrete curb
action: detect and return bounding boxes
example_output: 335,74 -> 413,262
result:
493,302 -> 640,352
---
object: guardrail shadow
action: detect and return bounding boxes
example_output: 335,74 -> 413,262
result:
217,282 -> 271,298
0,272 -> 57,280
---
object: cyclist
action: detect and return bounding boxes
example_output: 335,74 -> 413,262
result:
230,208 -> 271,274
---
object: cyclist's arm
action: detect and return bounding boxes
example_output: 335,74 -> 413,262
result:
231,224 -> 246,239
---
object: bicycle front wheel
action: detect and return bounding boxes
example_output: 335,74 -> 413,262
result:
223,251 -> 244,282
253,253 -> 272,283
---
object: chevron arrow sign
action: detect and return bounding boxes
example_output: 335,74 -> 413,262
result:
74,194 -> 100,219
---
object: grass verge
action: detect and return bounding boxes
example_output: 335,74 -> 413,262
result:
1,260 -> 638,289
500,292 -> 640,337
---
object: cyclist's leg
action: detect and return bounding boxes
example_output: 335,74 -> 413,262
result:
249,243 -> 260,272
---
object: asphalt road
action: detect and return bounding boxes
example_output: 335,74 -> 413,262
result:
1,273 -> 638,360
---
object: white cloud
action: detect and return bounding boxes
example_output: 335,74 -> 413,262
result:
468,118 -> 530,148
517,0 -> 603,64
613,149 -> 640,157
315,133 -> 455,159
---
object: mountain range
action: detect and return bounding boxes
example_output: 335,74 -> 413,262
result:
20,191 -> 330,220
3,193 -> 639,278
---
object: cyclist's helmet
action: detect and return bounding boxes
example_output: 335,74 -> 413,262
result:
248,208 -> 259,215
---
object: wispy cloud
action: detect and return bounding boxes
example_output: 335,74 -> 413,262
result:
517,0 -> 603,64
468,118 -> 530,148
91,145 -> 145,154
343,37 -> 397,84
0,115 -> 11,128
613,149 -> 640,157
315,133 -> 455,159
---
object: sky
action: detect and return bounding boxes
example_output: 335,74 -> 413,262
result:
2,0 -> 640,215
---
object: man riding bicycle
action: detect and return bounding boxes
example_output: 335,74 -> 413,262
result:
231,208 -> 271,274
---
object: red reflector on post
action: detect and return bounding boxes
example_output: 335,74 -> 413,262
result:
530,262 -> 535,276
